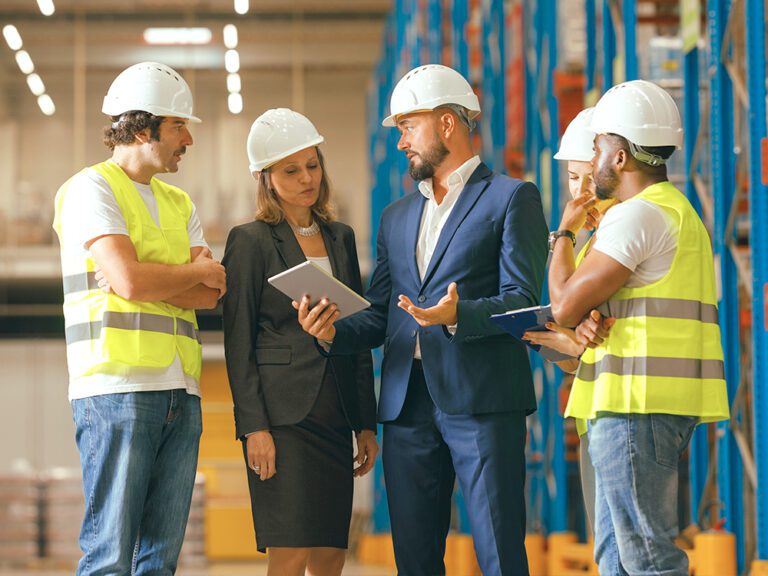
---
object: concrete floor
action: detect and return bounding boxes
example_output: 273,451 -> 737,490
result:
1,560 -> 396,575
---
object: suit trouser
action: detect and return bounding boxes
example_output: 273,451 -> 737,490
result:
382,360 -> 529,576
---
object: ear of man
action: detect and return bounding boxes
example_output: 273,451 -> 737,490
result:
134,128 -> 151,145
435,109 -> 455,139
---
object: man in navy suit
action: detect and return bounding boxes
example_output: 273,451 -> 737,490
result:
297,64 -> 548,575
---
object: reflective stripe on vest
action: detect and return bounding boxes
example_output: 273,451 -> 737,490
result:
566,182 -> 729,424
53,160 -> 202,380
62,271 -> 99,294
576,354 -> 724,381
604,296 -> 719,324
65,312 -> 202,345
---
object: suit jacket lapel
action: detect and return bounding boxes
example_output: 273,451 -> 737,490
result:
404,192 -> 426,287
320,223 -> 349,284
271,220 -> 306,270
421,163 -> 492,288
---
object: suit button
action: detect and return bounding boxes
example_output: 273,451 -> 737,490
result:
417,295 -> 426,303
411,330 -> 417,337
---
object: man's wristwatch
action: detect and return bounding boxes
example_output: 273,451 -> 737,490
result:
548,230 -> 577,252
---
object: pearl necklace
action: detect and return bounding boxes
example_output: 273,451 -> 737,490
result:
289,219 -> 320,237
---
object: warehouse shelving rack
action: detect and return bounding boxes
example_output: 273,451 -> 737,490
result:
366,1 -> 768,571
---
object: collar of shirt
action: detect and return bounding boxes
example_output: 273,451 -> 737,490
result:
417,155 -> 482,203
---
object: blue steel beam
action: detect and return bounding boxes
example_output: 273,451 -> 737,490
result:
452,0 -> 468,78
522,0 -> 550,534
480,0 -> 506,171
622,0 -> 637,80
427,0 -> 441,63
585,0 -> 597,94
369,9 -> 397,535
602,0 -> 615,88
682,29 -> 708,519
545,0 -> 565,534
523,0 -> 567,534
708,0 -> 745,570
408,0 -> 421,68
745,0 -> 768,561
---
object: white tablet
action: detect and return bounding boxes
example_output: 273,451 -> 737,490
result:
267,260 -> 371,319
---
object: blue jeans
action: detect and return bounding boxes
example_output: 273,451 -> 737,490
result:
71,390 -> 202,575
588,413 -> 696,576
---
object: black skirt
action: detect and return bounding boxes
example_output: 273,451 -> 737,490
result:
243,367 -> 354,552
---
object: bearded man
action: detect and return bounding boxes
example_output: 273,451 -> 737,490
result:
296,64 -> 548,576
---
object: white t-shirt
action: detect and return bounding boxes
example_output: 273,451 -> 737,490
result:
591,198 -> 678,288
59,168 -> 208,400
411,155 -> 480,358
306,255 -> 333,275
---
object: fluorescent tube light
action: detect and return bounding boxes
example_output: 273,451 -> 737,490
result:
36,0 -> 55,16
223,24 -> 238,49
26,73 -> 45,96
15,50 -> 34,74
228,92 -> 243,114
225,49 -> 240,73
234,0 -> 249,15
227,73 -> 241,93
37,94 -> 55,116
2,25 -> 22,50
143,27 -> 212,45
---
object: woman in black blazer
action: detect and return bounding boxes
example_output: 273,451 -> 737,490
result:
222,108 -> 378,576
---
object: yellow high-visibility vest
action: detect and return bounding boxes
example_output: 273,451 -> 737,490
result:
573,240 -> 591,437
566,181 -> 729,423
53,160 -> 202,381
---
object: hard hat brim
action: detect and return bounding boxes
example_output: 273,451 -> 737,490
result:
249,136 -> 325,173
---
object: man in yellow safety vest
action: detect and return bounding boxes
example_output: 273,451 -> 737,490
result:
52,62 -> 225,575
547,80 -> 729,575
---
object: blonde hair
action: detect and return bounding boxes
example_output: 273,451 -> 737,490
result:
253,148 -> 335,224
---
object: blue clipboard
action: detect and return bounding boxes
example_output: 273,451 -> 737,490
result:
490,304 -> 576,362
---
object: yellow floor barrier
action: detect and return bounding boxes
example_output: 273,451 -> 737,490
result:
546,532 -> 598,576
525,533 -> 547,575
356,533 -> 396,568
685,531 -> 736,576
356,532 -> 551,574
356,529 -> 741,575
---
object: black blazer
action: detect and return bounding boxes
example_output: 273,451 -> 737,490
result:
222,219 -> 376,439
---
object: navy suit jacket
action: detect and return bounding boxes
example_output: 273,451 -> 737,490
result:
330,162 -> 548,422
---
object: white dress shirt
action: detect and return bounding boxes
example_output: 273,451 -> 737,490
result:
413,155 -> 482,359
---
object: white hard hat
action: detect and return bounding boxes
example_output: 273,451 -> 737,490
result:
247,108 -> 324,172
382,64 -> 481,127
589,80 -> 683,150
102,62 -> 200,123
554,107 -> 595,162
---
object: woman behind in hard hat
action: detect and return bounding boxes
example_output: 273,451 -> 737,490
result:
548,80 -> 729,575
221,108 -> 378,576
522,107 -> 614,540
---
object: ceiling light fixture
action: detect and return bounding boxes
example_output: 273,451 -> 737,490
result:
143,27 -> 212,45
26,73 -> 45,96
2,25 -> 22,50
227,73 -> 241,93
15,50 -> 34,74
234,0 -> 249,15
37,94 -> 55,116
228,92 -> 243,114
224,49 -> 240,73
223,24 -> 238,49
36,0 -> 55,16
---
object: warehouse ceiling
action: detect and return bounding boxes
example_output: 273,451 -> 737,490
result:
0,0 -> 391,72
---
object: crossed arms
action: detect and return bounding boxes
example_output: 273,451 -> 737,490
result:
87,234 -> 225,309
